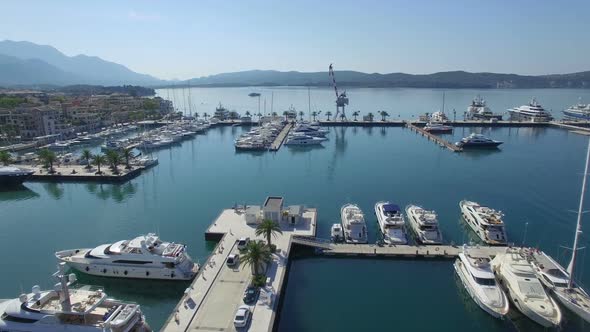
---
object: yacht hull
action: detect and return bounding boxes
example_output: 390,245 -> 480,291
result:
454,260 -> 508,318
341,204 -> 368,244
56,249 -> 198,281
459,201 -> 506,245
553,290 -> 590,323
405,205 -> 443,245
375,202 -> 407,245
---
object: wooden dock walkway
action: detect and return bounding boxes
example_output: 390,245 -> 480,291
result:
269,122 -> 293,151
406,122 -> 462,152
291,236 -> 507,258
550,121 -> 590,132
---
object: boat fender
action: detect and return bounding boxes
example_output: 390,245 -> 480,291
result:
435,247 -> 440,252
124,270 -> 128,275
171,273 -> 175,278
146,271 -> 150,276
102,269 -> 107,274
85,267 -> 89,272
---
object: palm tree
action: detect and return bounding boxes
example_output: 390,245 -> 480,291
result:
256,112 -> 262,121
0,150 -> 14,166
194,112 -> 200,120
255,219 -> 283,248
105,150 -> 121,174
81,149 -> 92,169
92,154 -> 106,175
352,111 -> 360,121
271,111 -> 278,117
298,111 -> 304,121
245,111 -> 251,118
282,111 -> 289,122
38,148 -> 56,174
311,111 -> 318,122
380,111 -> 390,122
326,111 -> 333,121
121,148 -> 134,169
367,112 -> 375,122
241,240 -> 272,275
203,112 -> 209,121
339,113 -> 346,122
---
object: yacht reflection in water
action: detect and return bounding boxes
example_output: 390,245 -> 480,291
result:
86,182 -> 137,202
0,184 -> 39,201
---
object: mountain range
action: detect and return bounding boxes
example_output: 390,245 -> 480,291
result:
0,40 -> 589,89
0,40 -> 161,86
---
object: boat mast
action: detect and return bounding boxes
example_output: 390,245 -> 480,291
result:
567,138 -> 590,288
442,91 -> 446,113
308,86 -> 311,120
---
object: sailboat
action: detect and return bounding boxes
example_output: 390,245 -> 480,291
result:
525,139 -> 590,323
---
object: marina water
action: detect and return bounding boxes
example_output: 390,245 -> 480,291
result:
1,88 -> 590,331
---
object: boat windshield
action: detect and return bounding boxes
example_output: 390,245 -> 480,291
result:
474,276 -> 496,286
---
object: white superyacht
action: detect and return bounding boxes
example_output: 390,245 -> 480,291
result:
459,200 -> 507,245
405,205 -> 443,244
340,204 -> 368,243
491,248 -> 562,327
56,234 -> 198,281
454,246 -> 509,318
0,263 -> 150,332
508,98 -> 553,122
374,202 -> 407,244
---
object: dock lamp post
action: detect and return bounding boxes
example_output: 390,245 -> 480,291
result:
453,109 -> 456,122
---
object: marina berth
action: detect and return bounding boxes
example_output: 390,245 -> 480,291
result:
454,246 -> 509,318
405,205 -> 443,244
508,98 -> 553,122
491,249 -> 562,327
375,202 -> 408,244
341,204 -> 368,243
0,263 -> 150,332
55,233 -> 198,281
460,200 -> 507,245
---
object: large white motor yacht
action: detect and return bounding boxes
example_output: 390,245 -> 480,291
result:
459,200 -> 507,245
466,96 -> 503,121
330,223 -> 344,243
508,98 -> 553,122
454,246 -> 509,318
524,249 -> 590,323
374,202 -> 407,244
0,263 -> 150,332
562,98 -> 590,121
491,249 -> 562,327
285,134 -> 327,146
405,205 -> 443,244
340,204 -> 368,244
56,234 -> 198,281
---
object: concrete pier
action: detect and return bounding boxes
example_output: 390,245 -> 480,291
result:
269,123 -> 293,151
162,206 -> 317,332
24,164 -> 146,183
406,122 -> 462,152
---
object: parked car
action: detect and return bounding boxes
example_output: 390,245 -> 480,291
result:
237,237 -> 250,250
234,305 -> 251,328
243,286 -> 259,304
227,253 -> 239,267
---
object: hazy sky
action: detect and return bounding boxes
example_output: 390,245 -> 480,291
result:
2,0 -> 589,80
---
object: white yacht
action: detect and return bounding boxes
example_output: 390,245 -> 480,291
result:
430,111 -> 449,123
292,124 -> 329,137
340,204 -> 368,244
405,205 -> 443,244
0,263 -> 150,332
330,223 -> 344,243
374,202 -> 407,245
55,234 -> 198,281
523,140 -> 590,323
466,96 -> 503,121
508,98 -> 553,122
459,200 -> 507,245
0,166 -> 34,186
284,134 -> 327,146
454,246 -> 509,318
562,98 -> 590,121
423,122 -> 453,133
491,249 -> 562,327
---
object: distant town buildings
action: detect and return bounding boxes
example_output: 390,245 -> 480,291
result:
0,92 -> 173,141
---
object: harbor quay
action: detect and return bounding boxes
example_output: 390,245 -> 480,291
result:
26,164 -> 147,183
162,197 -> 317,332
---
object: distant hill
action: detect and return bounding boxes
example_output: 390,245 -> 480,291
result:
0,40 -> 162,86
180,69 -> 590,89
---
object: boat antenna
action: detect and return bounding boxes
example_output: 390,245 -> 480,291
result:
522,221 -> 529,245
442,91 -> 446,113
568,138 -> 590,288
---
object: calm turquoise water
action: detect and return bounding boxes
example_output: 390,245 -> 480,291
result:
1,88 -> 590,331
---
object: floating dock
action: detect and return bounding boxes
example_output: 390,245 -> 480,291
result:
162,204 -> 317,332
406,122 -> 462,152
290,235 -> 507,258
269,123 -> 293,151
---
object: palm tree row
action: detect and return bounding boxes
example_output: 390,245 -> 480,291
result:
0,150 -> 14,166
81,148 -> 135,175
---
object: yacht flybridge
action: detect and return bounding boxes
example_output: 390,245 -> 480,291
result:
405,205 -> 443,244
340,204 -> 368,244
375,202 -> 408,244
460,200 -> 507,245
454,246 -> 509,319
491,249 -> 562,327
0,263 -> 150,331
56,234 -> 198,281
